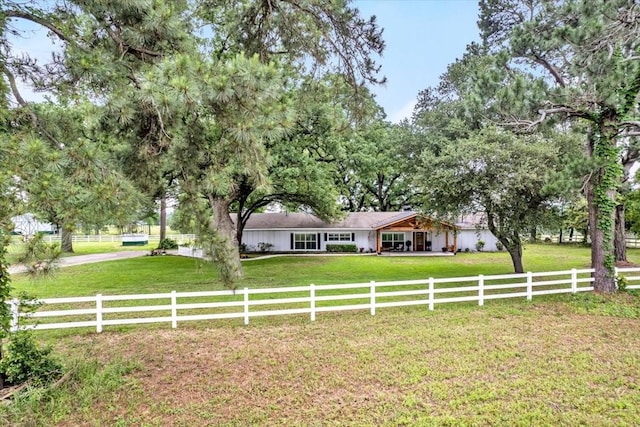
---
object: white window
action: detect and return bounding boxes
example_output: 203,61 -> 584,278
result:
327,232 -> 352,242
294,233 -> 317,250
381,232 -> 405,250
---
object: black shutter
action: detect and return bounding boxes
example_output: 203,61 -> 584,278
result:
290,233 -> 294,250
351,232 -> 355,241
324,233 -> 327,241
317,233 -> 321,250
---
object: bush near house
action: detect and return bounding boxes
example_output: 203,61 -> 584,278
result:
157,238 -> 178,250
326,243 -> 358,253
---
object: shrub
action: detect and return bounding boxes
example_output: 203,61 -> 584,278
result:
17,234 -> 61,277
0,331 -> 63,386
326,244 -> 358,253
475,240 -> 485,252
257,242 -> 274,253
157,238 -> 178,250
495,241 -> 503,251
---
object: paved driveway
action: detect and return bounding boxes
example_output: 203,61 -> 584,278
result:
7,250 -> 150,275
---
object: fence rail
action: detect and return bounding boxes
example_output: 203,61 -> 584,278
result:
544,235 -> 640,248
38,234 -> 196,244
9,267 -> 640,333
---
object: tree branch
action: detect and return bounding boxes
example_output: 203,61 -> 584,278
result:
5,10 -> 71,42
532,53 -> 566,87
104,26 -> 162,58
1,65 -> 64,149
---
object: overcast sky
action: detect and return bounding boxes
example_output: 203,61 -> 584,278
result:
354,0 -> 481,122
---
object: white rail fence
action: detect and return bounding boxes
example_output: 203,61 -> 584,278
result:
8,267 -> 640,333
38,234 -> 196,244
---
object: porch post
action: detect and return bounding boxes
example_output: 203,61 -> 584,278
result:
453,232 -> 458,252
376,230 -> 381,253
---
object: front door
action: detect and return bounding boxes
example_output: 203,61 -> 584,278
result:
415,232 -> 424,251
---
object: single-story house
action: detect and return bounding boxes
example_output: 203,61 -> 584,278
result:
239,211 -> 500,253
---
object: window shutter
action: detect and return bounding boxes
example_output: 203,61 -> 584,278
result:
317,233 -> 321,249
290,233 -> 294,250
351,232 -> 355,241
324,233 -> 327,241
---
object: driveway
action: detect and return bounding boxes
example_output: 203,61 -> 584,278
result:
7,250 -> 151,275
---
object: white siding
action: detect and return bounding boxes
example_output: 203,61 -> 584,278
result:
456,228 -> 500,252
242,229 -> 376,252
242,226 -> 501,253
242,230 -> 289,251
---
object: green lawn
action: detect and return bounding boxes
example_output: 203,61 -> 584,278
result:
10,243 -> 640,298
6,239 -> 157,266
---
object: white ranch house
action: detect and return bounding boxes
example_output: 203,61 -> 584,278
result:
239,212 -> 500,253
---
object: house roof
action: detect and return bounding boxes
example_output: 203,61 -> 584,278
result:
241,212 -> 457,230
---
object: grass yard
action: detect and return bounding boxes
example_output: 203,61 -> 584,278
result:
2,299 -> 640,426
2,244 -> 640,425
12,243 -> 640,298
7,239 -> 156,265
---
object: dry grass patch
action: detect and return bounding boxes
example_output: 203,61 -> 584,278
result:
10,300 -> 636,427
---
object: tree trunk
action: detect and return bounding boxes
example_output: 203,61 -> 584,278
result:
159,197 -> 167,244
529,226 -> 537,243
586,177 -> 616,293
614,203 -> 627,262
505,240 -> 524,273
208,196 -> 243,285
558,228 -> 563,244
61,224 -> 74,253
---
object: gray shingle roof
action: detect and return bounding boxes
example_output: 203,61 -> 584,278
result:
241,212 -> 417,230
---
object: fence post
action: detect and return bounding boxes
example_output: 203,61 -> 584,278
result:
171,291 -> 177,329
478,274 -> 484,307
243,287 -> 249,326
96,293 -> 103,333
571,268 -> 578,294
10,298 -> 19,332
428,277 -> 434,311
526,272 -> 533,301
310,284 -> 316,322
370,281 -> 376,316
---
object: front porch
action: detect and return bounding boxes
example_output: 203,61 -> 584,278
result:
375,214 -> 458,254
378,250 -> 455,257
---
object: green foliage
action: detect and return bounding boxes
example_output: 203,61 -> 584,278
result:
476,0 -> 640,291
325,244 -> 358,253
0,231 -> 12,341
417,126 -> 571,272
475,240 -> 486,252
495,241 -> 503,251
615,275 -> 628,292
157,238 -> 178,250
570,292 -> 640,318
0,357 -> 139,425
257,242 -> 274,253
0,331 -> 63,386
16,233 -> 62,278
339,119 -> 422,212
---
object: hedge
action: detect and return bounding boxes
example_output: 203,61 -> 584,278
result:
325,243 -> 358,253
